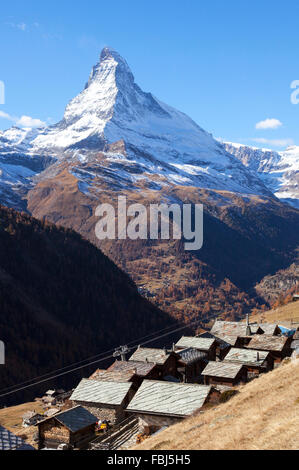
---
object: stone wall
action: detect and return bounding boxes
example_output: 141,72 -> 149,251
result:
72,401 -> 124,424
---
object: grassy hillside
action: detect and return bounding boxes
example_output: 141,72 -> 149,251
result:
250,300 -> 299,325
133,358 -> 299,450
0,400 -> 44,448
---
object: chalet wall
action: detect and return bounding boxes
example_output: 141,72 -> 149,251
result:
38,418 -> 96,450
162,355 -> 178,377
217,345 -> 231,361
245,365 -> 267,375
137,414 -> 181,433
146,367 -> 161,381
208,343 -> 217,361
204,370 -> 247,387
264,355 -> 274,370
40,420 -> 70,442
183,359 -> 207,382
70,427 -> 96,449
271,344 -> 292,363
38,419 -> 70,449
205,376 -> 235,387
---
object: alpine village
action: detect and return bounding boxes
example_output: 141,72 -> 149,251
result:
1,298 -> 299,450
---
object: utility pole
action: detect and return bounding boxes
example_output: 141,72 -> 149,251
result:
246,313 -> 251,336
113,345 -> 129,362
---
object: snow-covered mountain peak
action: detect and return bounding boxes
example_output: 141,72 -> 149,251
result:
85,47 -> 134,90
32,48 -> 171,150
223,141 -> 299,208
0,49 -> 280,201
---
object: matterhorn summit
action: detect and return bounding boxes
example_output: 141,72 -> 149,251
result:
33,47 -> 174,151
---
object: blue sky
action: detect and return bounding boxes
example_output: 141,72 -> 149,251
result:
0,0 -> 298,149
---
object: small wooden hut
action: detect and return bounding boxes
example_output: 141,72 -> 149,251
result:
37,406 -> 97,450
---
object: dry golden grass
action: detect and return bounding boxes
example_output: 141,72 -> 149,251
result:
250,301 -> 299,326
0,400 -> 44,448
133,358 -> 299,450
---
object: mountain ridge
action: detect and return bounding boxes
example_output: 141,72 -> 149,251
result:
223,141 -> 299,209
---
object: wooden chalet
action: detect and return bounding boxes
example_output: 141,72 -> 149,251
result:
212,320 -> 263,337
198,331 -> 231,360
128,347 -> 178,379
211,320 -> 265,348
175,336 -> 217,360
175,347 -> 208,383
37,406 -> 97,450
201,361 -> 247,387
223,347 -> 273,377
70,378 -> 135,424
126,380 -> 220,434
245,334 -> 292,364
107,359 -> 160,388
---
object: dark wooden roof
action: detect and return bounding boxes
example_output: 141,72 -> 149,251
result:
177,347 -> 207,364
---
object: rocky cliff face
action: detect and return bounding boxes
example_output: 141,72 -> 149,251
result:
255,262 -> 299,303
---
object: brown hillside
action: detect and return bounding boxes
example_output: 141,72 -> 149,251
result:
250,299 -> 299,325
27,165 -> 299,324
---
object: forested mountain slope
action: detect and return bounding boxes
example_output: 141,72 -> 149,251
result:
0,205 -> 174,406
